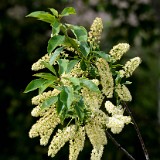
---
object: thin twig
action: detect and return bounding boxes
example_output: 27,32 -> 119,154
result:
123,102 -> 150,160
106,130 -> 135,160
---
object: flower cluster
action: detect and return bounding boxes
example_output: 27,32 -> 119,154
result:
25,9 -> 141,160
88,17 -> 103,49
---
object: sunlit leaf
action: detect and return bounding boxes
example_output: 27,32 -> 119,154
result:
60,7 -> 76,17
94,51 -> 111,62
67,77 -> 80,86
51,19 -> 61,36
26,11 -> 55,23
24,79 -> 46,93
49,8 -> 58,17
57,59 -> 69,75
49,47 -> 64,65
47,35 -> 65,54
68,24 -> 88,41
80,41 -> 90,57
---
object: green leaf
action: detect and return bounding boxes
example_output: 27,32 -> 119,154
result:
51,19 -> 61,36
80,78 -> 100,93
60,86 -> 74,109
24,79 -> 46,93
57,59 -> 69,75
49,8 -> 58,17
94,51 -> 111,62
65,36 -> 80,52
80,41 -> 90,57
41,95 -> 58,109
66,60 -> 79,73
67,77 -> 80,86
39,80 -> 54,93
60,7 -> 76,17
80,59 -> 87,71
74,98 -> 85,122
47,35 -> 65,54
68,25 -> 87,41
49,47 -> 64,65
33,72 -> 57,81
41,61 -> 56,75
26,11 -> 55,23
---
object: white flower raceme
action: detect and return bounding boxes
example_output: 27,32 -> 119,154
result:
69,126 -> 85,160
105,101 -> 131,134
96,58 -> 114,98
88,17 -> 103,49
29,107 -> 60,146
85,110 -> 108,151
107,115 -> 131,134
123,57 -> 141,77
31,53 -> 50,71
115,84 -> 132,101
81,86 -> 104,110
48,125 -> 76,157
109,43 -> 130,61
90,145 -> 104,160
105,101 -> 124,115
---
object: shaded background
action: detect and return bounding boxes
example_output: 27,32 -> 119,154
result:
0,0 -> 160,159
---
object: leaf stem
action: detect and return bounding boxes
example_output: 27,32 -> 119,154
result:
123,103 -> 150,160
106,130 -> 135,160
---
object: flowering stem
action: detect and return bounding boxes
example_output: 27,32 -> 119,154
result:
106,130 -> 135,160
123,103 -> 150,160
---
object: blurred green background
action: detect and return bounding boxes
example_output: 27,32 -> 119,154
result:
0,0 -> 160,160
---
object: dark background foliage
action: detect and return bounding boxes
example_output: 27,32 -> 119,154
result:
0,0 -> 159,160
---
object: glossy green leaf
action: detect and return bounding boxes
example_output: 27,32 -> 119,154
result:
26,11 -> 55,23
33,72 -> 57,81
94,51 -> 111,62
49,8 -> 58,17
41,61 -> 56,75
60,86 -> 74,109
80,41 -> 90,57
67,77 -> 80,86
57,59 -> 69,75
41,96 -> 58,109
38,80 -> 54,93
66,60 -> 79,73
80,59 -> 87,71
74,98 -> 85,121
47,35 -> 65,54
68,25 -> 88,41
51,19 -> 61,36
80,78 -> 100,93
65,37 -> 80,52
24,79 -> 46,93
61,7 -> 76,17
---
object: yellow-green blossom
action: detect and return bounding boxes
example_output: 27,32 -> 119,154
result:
88,17 -> 103,49
29,107 -> 60,146
90,145 -> 104,160
115,84 -> 132,101
85,110 -> 108,150
69,126 -> 85,160
109,43 -> 130,61
31,53 -> 50,71
96,58 -> 114,98
123,57 -> 141,77
48,125 -> 76,157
